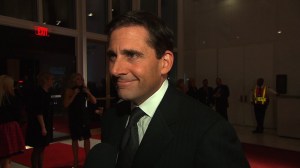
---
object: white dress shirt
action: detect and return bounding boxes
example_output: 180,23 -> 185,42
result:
133,80 -> 169,143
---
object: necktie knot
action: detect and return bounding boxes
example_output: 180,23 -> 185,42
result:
127,107 -> 145,127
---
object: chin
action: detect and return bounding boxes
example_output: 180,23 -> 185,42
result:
118,90 -> 139,101
119,94 -> 132,100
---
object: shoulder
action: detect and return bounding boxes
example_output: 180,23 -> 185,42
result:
102,100 -> 130,123
160,87 -> 230,145
163,85 -> 221,123
64,88 -> 74,96
65,87 -> 74,92
3,95 -> 17,105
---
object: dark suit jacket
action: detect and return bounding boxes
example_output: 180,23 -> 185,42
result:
213,84 -> 230,108
101,85 -> 249,168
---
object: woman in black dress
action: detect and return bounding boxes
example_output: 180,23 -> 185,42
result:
63,73 -> 97,168
0,75 -> 25,168
26,72 -> 54,168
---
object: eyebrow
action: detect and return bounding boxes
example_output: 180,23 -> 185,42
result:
106,49 -> 143,57
106,50 -> 115,56
122,49 -> 143,56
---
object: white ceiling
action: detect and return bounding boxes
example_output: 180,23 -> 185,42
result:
184,0 -> 300,49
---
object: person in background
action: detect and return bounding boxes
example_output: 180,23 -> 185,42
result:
251,78 -> 275,133
26,72 -> 54,168
176,78 -> 186,93
63,73 -> 97,168
198,78 -> 214,107
97,11 -> 249,168
0,75 -> 25,168
213,77 -> 230,120
186,77 -> 199,100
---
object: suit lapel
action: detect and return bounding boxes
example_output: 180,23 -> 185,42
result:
104,100 -> 131,146
133,86 -> 182,167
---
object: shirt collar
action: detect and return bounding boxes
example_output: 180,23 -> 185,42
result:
135,80 -> 169,117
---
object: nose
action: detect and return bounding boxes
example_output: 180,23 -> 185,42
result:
109,56 -> 127,76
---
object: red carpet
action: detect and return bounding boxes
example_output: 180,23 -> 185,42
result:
243,143 -> 300,168
12,143 -> 85,168
12,142 -> 300,167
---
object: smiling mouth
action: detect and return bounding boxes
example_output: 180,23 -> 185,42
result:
116,79 -> 134,88
117,80 -> 128,85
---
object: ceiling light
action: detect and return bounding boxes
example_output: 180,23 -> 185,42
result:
88,13 -> 93,17
56,20 -> 61,26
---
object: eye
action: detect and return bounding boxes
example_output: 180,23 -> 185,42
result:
109,55 -> 117,62
127,52 -> 138,58
107,51 -> 117,62
124,50 -> 143,60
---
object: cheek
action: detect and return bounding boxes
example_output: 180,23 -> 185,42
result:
141,63 -> 161,82
136,63 -> 156,76
108,63 -> 114,74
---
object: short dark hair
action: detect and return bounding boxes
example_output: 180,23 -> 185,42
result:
106,11 -> 174,59
257,78 -> 264,86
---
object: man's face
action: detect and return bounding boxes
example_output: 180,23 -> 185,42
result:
107,26 -> 173,105
216,78 -> 221,86
257,79 -> 264,86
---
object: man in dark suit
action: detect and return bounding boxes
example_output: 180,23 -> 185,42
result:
95,11 -> 249,168
213,77 -> 230,120
198,78 -> 214,107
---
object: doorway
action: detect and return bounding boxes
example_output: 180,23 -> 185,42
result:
0,25 -> 76,141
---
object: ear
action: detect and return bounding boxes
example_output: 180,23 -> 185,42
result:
160,50 -> 174,75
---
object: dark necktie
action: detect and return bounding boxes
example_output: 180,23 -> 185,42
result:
116,107 -> 145,168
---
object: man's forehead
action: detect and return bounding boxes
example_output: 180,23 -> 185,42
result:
108,31 -> 152,50
110,26 -> 150,41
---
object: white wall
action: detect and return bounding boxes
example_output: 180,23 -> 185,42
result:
181,0 -> 300,128
182,0 -> 300,95
274,39 -> 300,95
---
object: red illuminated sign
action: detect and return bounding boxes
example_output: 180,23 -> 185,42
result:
34,26 -> 49,37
